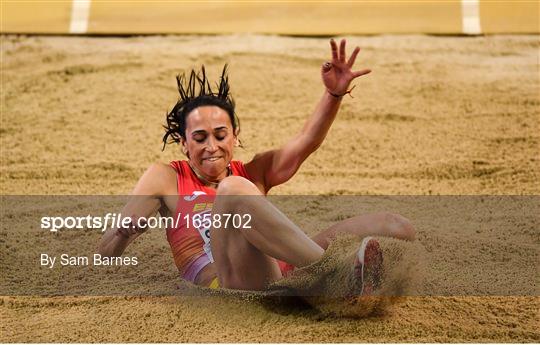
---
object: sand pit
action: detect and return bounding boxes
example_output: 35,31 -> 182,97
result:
1,34 -> 539,342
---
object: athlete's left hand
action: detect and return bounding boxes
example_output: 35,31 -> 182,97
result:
321,39 -> 371,96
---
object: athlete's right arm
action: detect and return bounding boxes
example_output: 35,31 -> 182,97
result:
97,163 -> 175,257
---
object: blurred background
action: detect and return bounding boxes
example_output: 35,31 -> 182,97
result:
2,0 -> 539,35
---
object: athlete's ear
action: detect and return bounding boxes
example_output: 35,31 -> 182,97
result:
233,128 -> 240,147
180,138 -> 189,157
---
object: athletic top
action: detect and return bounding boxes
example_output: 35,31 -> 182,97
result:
166,160 -> 252,277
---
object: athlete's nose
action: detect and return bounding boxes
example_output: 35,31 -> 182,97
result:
206,137 -> 218,153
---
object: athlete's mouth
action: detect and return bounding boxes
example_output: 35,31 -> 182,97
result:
203,156 -> 222,162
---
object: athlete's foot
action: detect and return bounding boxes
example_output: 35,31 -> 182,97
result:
351,236 -> 383,297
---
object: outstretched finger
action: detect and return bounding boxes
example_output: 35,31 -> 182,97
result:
330,39 -> 338,61
352,69 -> 372,78
347,47 -> 360,67
339,39 -> 346,63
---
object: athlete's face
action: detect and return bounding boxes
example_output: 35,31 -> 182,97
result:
182,106 -> 237,181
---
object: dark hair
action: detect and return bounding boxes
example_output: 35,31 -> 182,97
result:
162,65 -> 239,150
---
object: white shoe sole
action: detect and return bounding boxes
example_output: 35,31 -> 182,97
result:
354,236 -> 383,296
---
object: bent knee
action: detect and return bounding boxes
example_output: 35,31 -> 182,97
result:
384,212 -> 416,241
216,176 -> 259,196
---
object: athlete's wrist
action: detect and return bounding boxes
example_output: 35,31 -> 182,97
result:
115,227 -> 135,239
326,85 -> 356,99
327,89 -> 344,98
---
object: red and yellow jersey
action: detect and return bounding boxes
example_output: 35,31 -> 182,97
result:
166,160 -> 251,275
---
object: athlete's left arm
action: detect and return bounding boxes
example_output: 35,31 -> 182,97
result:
246,39 -> 371,192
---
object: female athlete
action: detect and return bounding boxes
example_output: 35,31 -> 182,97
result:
98,39 -> 415,294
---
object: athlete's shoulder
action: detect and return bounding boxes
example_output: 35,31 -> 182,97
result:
132,162 -> 177,195
148,161 -> 178,175
168,160 -> 187,170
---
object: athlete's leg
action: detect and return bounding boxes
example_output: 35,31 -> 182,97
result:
210,176 -> 324,290
312,212 -> 415,250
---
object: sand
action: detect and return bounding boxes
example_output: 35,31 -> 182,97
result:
1,34 -> 539,342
